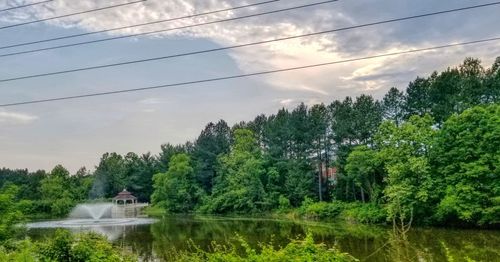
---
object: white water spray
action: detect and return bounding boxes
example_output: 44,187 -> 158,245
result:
69,203 -> 113,220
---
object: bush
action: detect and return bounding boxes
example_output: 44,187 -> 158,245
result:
39,230 -> 137,262
0,240 -> 37,262
170,233 -> 358,261
299,198 -> 344,220
278,195 -> 291,211
341,202 -> 387,224
293,199 -> 386,224
0,230 -> 137,262
0,185 -> 26,243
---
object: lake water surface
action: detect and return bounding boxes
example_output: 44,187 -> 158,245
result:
27,216 -> 500,261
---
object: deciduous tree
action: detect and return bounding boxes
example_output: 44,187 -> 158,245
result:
152,154 -> 203,213
433,104 -> 500,225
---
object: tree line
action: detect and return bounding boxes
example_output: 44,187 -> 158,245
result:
1,57 -> 499,227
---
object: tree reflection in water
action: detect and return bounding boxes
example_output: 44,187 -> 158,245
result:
27,216 -> 500,261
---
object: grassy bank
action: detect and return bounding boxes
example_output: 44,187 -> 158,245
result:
146,200 -> 388,227
276,199 -> 387,225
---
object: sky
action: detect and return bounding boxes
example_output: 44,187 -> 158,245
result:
0,0 -> 499,172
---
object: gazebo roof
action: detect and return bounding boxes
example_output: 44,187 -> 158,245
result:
113,189 -> 137,200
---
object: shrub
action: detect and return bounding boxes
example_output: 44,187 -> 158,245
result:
170,233 -> 358,261
294,199 -> 386,224
299,199 -> 344,220
1,231 -> 136,262
0,185 -> 26,243
278,195 -> 291,211
341,202 -> 386,224
0,240 -> 37,262
299,197 -> 315,210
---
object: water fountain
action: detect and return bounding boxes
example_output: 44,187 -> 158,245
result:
27,190 -> 156,239
27,203 -> 156,229
69,203 -> 113,220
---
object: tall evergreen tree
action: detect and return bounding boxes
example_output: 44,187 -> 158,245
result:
192,120 -> 231,193
125,152 -> 159,202
404,76 -> 432,118
157,143 -> 188,172
382,87 -> 406,125
484,57 -> 500,103
330,95 -> 383,201
90,153 -> 126,199
205,129 -> 268,213
309,104 -> 330,201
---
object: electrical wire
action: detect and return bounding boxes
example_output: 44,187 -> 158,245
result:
1,36 -> 499,107
0,0 -> 146,30
0,0 -> 52,13
0,0 -> 281,50
0,0 -> 337,58
0,1 -> 498,82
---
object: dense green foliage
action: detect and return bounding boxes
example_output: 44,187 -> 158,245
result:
298,199 -> 344,220
1,57 -> 499,228
170,233 -> 357,262
340,202 -> 387,224
433,105 -> 500,225
0,166 -> 92,219
90,152 -> 159,202
296,199 -> 386,224
0,185 -> 28,243
152,154 -> 204,213
200,129 -> 268,213
39,165 -> 89,217
148,57 -> 498,227
376,115 -> 438,225
0,230 -> 136,261
344,146 -> 383,203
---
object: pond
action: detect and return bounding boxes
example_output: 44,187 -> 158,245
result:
27,216 -> 500,261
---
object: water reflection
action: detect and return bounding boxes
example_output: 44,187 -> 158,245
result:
28,216 -> 500,262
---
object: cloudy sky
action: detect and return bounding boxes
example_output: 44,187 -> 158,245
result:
0,0 -> 499,172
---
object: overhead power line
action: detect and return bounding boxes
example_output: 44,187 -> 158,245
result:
0,0 -> 281,50
1,36 -> 499,107
0,1 -> 498,83
0,0 -> 53,13
0,0 -> 146,30
0,0 -> 338,58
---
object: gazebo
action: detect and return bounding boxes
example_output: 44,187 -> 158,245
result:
111,189 -> 148,218
112,189 -> 137,206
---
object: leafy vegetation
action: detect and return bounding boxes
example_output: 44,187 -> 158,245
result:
152,154 -> 204,213
200,129 -> 269,214
0,57 -> 498,229
0,185 -> 28,243
376,115 -> 438,226
169,233 -> 357,262
0,166 -> 92,219
0,230 -> 136,262
298,199 -> 344,220
433,105 -> 500,226
340,202 -> 387,224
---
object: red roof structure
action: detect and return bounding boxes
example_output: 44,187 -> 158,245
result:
113,189 -> 137,200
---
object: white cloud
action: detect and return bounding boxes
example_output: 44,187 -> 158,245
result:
279,98 -> 294,105
3,0 -> 499,98
138,98 -> 164,105
0,111 -> 38,124
0,0 -> 367,95
2,0 -> 500,172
